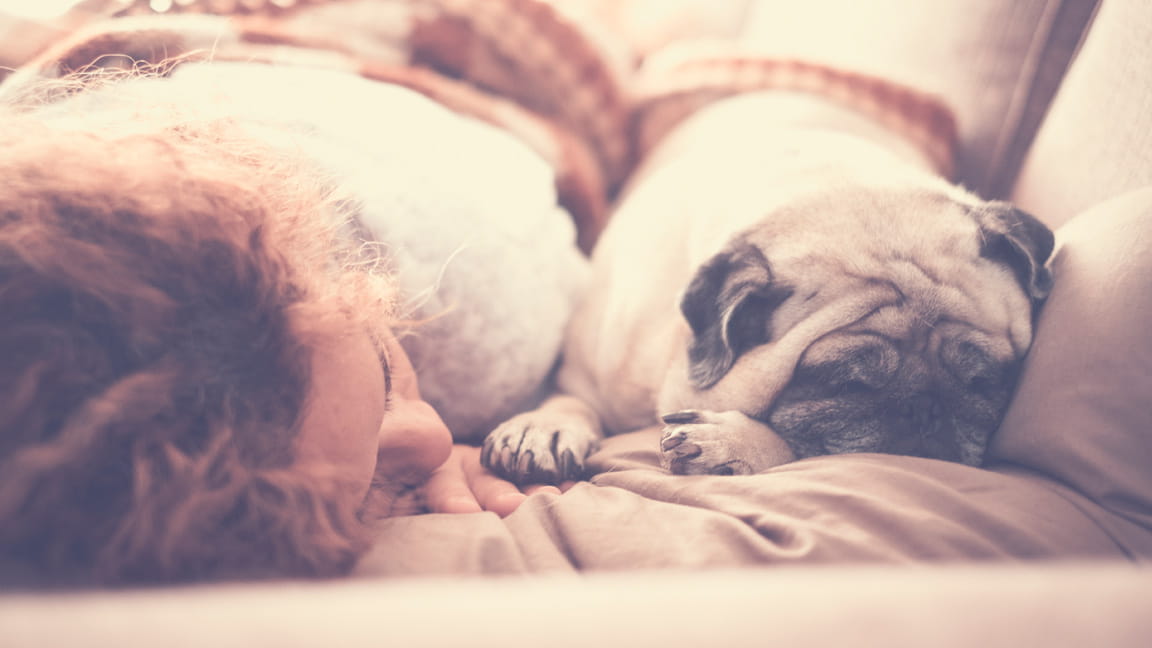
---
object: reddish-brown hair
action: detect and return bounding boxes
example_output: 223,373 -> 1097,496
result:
0,90 -> 398,586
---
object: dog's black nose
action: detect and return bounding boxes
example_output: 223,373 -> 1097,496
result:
901,394 -> 944,427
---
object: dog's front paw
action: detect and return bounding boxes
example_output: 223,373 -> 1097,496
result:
660,410 -> 754,475
660,409 -> 796,476
481,411 -> 599,485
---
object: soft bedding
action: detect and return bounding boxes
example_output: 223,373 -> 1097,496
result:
359,434 -> 1131,576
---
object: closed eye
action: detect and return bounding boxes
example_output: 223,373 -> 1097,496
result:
940,339 -> 1006,393
795,341 -> 899,393
374,336 -> 394,415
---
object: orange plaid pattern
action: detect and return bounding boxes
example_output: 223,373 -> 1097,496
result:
633,49 -> 959,179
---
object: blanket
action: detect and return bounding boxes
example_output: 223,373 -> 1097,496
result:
7,0 -> 638,252
356,426 -> 1144,576
13,0 -> 962,246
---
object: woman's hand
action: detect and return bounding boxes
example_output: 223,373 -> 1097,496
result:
423,444 -> 574,517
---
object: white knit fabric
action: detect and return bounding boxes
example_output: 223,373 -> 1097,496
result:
41,62 -> 590,440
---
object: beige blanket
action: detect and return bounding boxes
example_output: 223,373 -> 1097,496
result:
357,429 -> 1140,577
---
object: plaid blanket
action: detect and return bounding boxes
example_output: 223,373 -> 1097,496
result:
10,0 -> 634,251
7,0 -> 959,250
633,42 -> 958,179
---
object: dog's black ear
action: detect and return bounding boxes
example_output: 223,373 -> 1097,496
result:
975,202 -> 1055,301
680,242 -> 792,389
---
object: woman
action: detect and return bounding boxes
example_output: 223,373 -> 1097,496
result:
0,41 -> 590,585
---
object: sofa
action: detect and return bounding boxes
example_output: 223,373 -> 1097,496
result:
1,0 -> 1150,645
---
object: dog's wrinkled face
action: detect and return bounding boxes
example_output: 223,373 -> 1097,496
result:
675,187 -> 1054,466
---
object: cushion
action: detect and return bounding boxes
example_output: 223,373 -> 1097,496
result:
737,0 -> 1098,198
988,187 -> 1152,554
1011,0 -> 1152,228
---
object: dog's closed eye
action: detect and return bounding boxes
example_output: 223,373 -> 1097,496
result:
793,337 -> 900,396
939,338 -> 1015,399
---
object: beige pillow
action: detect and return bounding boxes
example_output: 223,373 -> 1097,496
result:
988,188 -> 1152,556
1011,0 -> 1152,228
738,0 -> 1098,198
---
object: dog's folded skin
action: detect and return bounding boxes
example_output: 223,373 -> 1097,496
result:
482,92 -> 1054,485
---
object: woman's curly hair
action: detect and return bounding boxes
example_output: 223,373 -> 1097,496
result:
0,82 -> 398,587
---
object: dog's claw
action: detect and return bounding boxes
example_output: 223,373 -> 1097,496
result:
661,410 -> 701,425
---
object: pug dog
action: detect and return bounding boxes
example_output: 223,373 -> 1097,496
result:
481,90 -> 1054,483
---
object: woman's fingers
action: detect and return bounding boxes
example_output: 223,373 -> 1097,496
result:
523,484 -> 563,497
423,446 -> 484,514
457,445 -> 531,517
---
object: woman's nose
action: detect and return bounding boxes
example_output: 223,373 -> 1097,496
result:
376,395 -> 453,484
